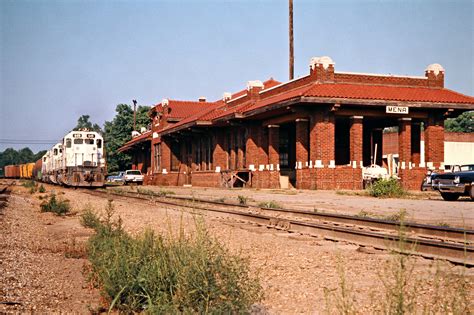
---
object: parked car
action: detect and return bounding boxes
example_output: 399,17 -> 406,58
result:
106,171 -> 124,183
426,164 -> 474,201
123,170 -> 144,185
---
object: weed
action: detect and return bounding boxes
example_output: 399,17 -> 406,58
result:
258,200 -> 282,209
29,186 -> 37,194
22,180 -> 36,189
356,210 -> 377,218
40,193 -> 70,216
437,222 -> 450,228
83,203 -> 262,313
38,184 -> 46,193
237,195 -> 248,205
80,204 -> 101,230
367,178 -> 407,198
383,209 -> 408,222
216,197 -> 226,203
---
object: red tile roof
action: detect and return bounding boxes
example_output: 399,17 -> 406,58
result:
158,100 -> 215,119
303,83 -> 474,104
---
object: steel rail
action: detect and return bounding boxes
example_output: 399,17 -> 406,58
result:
115,190 -> 473,242
86,189 -> 473,266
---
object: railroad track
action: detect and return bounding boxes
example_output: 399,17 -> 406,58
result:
78,187 -> 474,267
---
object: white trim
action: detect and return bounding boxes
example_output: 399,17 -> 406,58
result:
215,166 -> 221,173
359,161 -> 363,168
426,162 -> 434,169
315,160 -> 323,168
249,164 -> 256,171
329,160 -> 335,168
419,162 -> 426,168
401,161 -> 406,169
226,94 -> 246,104
259,164 -> 265,171
162,168 -> 168,174
276,164 -> 280,171
336,71 -> 427,80
259,75 -> 310,95
270,164 -> 274,171
352,161 -> 357,168
309,160 -> 313,168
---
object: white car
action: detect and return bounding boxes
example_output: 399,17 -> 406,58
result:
123,170 -> 144,184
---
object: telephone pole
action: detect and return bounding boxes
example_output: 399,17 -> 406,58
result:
132,99 -> 137,131
289,0 -> 294,80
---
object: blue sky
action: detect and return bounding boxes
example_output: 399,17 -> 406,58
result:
1,0 -> 473,152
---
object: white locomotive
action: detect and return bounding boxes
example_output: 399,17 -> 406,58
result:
41,129 -> 106,187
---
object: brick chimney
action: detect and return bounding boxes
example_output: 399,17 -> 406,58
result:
246,80 -> 264,99
198,96 -> 207,102
425,63 -> 444,88
222,92 -> 232,103
160,98 -> 170,128
309,56 -> 335,82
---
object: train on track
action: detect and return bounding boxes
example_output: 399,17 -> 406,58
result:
3,129 -> 106,187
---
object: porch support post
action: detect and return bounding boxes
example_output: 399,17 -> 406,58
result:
245,124 -> 259,171
295,118 -> 309,169
398,118 -> 412,170
268,125 -> 280,171
424,113 -> 444,170
350,116 -> 363,168
161,137 -> 171,173
309,111 -> 335,168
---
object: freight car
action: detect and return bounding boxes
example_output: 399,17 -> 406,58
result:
41,130 -> 106,187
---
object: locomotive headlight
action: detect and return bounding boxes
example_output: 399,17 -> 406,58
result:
453,176 -> 460,184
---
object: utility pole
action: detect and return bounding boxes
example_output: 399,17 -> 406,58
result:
132,99 -> 137,131
289,0 -> 294,80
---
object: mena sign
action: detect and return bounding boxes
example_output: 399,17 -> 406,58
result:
386,106 -> 409,114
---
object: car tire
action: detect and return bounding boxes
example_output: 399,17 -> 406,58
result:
440,192 -> 460,201
469,185 -> 474,201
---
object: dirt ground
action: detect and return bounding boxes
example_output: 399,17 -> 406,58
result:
1,181 -> 473,313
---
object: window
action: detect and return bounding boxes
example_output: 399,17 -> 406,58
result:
54,148 -> 58,155
74,139 -> 83,145
195,139 -> 202,171
96,139 -> 102,148
66,139 -> 72,148
154,143 -> 161,172
85,139 -> 94,145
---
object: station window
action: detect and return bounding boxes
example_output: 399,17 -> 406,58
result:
66,139 -> 72,148
74,139 -> 83,145
96,139 -> 102,148
85,139 -> 94,145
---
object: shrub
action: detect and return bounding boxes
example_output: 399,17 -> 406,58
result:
38,184 -> 46,193
258,200 -> 282,209
237,195 -> 248,205
40,194 -> 70,216
367,178 -> 406,198
22,180 -> 36,189
83,203 -> 262,313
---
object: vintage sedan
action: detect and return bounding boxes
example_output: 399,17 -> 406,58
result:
430,164 -> 474,201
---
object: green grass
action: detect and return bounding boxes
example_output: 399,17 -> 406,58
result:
258,200 -> 282,209
40,193 -> 71,216
38,184 -> 46,193
82,202 -> 262,313
237,195 -> 248,205
367,178 -> 407,198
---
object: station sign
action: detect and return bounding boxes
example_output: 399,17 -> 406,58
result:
386,106 -> 409,114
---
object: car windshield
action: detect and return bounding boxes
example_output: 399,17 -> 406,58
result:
460,165 -> 474,171
126,170 -> 142,175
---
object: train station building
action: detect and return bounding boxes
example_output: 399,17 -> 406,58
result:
120,57 -> 474,190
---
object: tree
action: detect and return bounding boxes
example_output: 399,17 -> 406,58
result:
103,104 -> 151,172
74,115 -> 102,133
445,111 -> 473,133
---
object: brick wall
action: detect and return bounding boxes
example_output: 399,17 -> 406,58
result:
295,119 -> 309,167
349,117 -> 363,166
268,126 -> 279,168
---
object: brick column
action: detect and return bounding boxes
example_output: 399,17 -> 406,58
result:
295,118 -> 309,169
411,122 -> 421,166
245,125 -> 259,170
213,132 -> 227,171
349,116 -> 363,168
424,114 -> 444,169
257,126 -> 268,170
161,138 -> 171,173
268,125 -> 280,171
309,111 -> 335,168
398,118 -> 412,170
